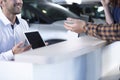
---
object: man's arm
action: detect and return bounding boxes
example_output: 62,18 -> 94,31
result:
0,50 -> 14,61
0,42 -> 31,61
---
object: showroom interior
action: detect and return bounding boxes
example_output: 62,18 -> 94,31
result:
0,0 -> 120,80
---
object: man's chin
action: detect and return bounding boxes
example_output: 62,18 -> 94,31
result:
14,10 -> 21,14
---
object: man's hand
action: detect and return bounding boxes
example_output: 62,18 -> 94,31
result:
12,41 -> 31,54
64,17 -> 86,33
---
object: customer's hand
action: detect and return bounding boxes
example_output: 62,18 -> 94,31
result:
12,41 -> 31,54
101,0 -> 110,6
64,17 -> 86,33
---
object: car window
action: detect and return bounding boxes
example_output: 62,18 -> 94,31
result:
29,2 -> 79,21
22,2 -> 79,24
22,4 -> 48,24
23,10 -> 39,23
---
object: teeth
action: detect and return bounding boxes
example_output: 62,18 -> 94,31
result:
17,6 -> 21,9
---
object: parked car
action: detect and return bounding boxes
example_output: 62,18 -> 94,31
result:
21,1 -> 80,45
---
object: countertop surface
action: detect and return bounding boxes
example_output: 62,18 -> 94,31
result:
15,35 -> 106,64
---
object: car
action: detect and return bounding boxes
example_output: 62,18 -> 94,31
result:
21,1 -> 80,45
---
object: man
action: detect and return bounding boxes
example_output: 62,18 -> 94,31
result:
64,17 -> 120,42
0,0 -> 31,61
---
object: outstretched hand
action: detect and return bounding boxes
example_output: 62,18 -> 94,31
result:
12,41 -> 31,54
64,17 -> 86,33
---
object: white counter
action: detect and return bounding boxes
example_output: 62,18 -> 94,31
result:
15,35 -> 106,64
0,36 -> 106,80
100,41 -> 120,80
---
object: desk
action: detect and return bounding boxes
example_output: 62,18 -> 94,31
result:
15,35 -> 106,64
0,36 -> 106,80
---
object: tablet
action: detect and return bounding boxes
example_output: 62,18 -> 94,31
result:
24,31 -> 45,49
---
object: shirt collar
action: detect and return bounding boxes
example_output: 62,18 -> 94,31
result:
0,8 -> 20,26
15,17 -> 20,25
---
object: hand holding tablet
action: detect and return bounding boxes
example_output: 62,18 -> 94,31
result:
24,31 -> 45,49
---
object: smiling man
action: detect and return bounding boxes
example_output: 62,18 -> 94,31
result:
0,0 -> 31,61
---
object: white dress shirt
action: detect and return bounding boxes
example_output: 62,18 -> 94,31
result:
0,9 -> 29,61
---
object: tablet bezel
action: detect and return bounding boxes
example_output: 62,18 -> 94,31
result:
24,31 -> 45,49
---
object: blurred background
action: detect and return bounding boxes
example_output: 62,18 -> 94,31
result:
22,0 -> 105,45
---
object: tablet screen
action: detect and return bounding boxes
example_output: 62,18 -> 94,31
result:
25,31 -> 45,49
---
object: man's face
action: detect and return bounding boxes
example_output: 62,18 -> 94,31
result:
3,0 -> 23,14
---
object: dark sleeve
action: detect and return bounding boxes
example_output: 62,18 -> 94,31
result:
85,23 -> 120,42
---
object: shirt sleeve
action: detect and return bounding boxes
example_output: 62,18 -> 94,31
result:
0,50 -> 14,61
85,23 -> 120,42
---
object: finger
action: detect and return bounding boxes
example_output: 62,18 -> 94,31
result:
66,17 -> 73,21
16,41 -> 24,47
23,45 -> 31,51
64,23 -> 73,30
